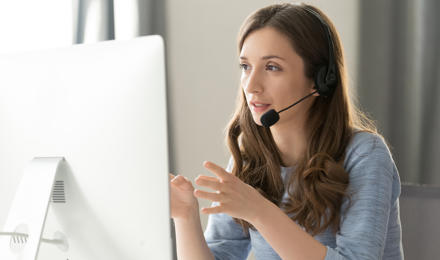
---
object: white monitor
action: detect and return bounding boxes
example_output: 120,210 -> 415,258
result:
0,35 -> 173,260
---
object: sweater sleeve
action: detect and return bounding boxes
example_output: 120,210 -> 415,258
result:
325,133 -> 402,260
204,157 -> 251,260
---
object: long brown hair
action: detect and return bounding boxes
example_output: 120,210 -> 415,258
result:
226,3 -> 376,236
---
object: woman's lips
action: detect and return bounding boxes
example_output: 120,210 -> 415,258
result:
251,103 -> 270,113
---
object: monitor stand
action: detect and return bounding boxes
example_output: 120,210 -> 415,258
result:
0,157 -> 68,260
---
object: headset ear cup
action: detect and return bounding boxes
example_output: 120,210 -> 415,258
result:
315,66 -> 330,97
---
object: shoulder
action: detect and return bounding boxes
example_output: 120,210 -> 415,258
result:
346,130 -> 389,157
344,130 -> 394,173
343,130 -> 401,199
344,130 -> 400,183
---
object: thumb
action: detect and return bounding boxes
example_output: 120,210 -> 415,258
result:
181,176 -> 194,190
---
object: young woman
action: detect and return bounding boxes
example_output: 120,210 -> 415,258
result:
169,3 -> 403,260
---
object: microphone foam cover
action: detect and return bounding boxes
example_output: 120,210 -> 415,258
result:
260,109 -> 279,128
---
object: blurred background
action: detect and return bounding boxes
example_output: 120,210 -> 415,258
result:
1,0 -> 439,259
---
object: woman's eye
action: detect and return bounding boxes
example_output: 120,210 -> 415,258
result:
266,65 -> 281,71
239,63 -> 250,71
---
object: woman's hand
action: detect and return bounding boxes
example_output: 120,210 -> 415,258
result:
193,161 -> 267,223
169,174 -> 199,220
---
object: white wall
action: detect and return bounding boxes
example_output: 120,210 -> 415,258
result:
165,0 -> 359,259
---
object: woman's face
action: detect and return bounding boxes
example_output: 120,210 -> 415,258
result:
239,27 -> 316,127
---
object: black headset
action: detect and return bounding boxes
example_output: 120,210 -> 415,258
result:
304,6 -> 338,98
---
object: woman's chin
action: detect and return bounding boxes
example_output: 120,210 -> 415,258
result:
253,116 -> 263,126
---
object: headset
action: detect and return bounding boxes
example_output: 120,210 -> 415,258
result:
304,6 -> 338,98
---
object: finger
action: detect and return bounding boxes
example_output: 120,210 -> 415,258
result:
171,175 -> 194,191
170,175 -> 186,185
193,189 -> 221,202
196,175 -> 219,182
195,175 -> 222,191
201,205 -> 223,214
203,161 -> 230,181
169,173 -> 176,181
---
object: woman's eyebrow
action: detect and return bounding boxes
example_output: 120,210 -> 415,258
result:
262,55 -> 285,61
239,55 -> 285,61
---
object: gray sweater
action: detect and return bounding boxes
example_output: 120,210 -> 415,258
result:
204,131 -> 404,259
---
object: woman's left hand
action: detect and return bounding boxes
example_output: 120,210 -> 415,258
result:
193,160 -> 267,223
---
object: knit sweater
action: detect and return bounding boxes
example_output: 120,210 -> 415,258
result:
204,131 -> 403,260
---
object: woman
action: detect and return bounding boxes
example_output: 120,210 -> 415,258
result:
170,3 -> 403,260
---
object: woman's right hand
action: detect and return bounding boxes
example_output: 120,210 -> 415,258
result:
169,173 -> 199,220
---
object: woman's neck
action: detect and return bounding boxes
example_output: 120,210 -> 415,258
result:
270,118 -> 307,167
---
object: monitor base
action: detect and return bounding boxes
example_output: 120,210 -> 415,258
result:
0,157 -> 66,260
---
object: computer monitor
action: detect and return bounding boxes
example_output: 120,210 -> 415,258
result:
0,35 -> 173,259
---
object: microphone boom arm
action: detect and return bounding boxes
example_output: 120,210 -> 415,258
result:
277,90 -> 318,114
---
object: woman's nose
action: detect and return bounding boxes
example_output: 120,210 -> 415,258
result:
243,71 -> 263,94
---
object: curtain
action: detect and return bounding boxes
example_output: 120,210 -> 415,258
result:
73,0 -> 114,43
73,0 -> 165,44
358,0 -> 440,185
